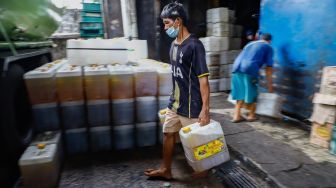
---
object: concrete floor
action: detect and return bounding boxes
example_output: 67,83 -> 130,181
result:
59,147 -> 225,188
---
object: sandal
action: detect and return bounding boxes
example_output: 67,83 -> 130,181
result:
247,117 -> 259,122
230,117 -> 246,123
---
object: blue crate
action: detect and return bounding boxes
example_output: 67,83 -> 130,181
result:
81,11 -> 101,17
82,16 -> 103,22
80,22 -> 103,30
83,3 -> 101,12
80,28 -> 104,38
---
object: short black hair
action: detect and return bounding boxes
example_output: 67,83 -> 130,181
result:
160,2 -> 188,25
261,33 -> 272,41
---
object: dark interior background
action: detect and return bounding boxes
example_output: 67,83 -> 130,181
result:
136,0 -> 261,62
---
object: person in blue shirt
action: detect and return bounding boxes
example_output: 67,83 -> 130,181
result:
231,33 -> 274,123
144,2 -> 210,179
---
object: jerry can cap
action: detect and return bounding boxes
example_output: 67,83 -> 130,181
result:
182,127 -> 191,133
37,143 -> 46,150
159,109 -> 167,115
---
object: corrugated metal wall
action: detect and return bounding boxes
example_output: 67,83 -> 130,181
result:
259,0 -> 336,120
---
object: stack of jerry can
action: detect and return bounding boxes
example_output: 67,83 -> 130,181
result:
56,63 -> 88,155
108,65 -> 135,150
200,7 -> 242,92
134,66 -> 158,147
24,60 -> 64,133
84,65 -> 112,152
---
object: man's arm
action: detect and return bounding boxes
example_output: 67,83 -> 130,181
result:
265,66 -> 273,93
198,76 -> 210,126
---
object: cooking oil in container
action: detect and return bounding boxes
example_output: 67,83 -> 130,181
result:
136,122 -> 157,147
60,101 -> 86,129
136,96 -> 158,123
84,65 -> 109,100
65,128 -> 88,155
32,102 -> 60,132
30,131 -> 63,162
113,124 -> 135,150
158,96 -> 170,110
24,64 -> 58,105
134,67 -> 158,97
179,120 -> 230,172
19,144 -> 60,188
87,99 -> 110,127
111,98 -> 135,125
90,126 -> 112,152
56,64 -> 83,102
108,65 -> 134,100
158,67 -> 172,96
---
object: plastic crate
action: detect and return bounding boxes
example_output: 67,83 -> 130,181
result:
80,22 -> 103,30
83,3 -> 101,12
80,29 -> 104,38
81,11 -> 101,17
82,16 -> 103,22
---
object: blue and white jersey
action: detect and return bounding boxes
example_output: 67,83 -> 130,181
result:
168,34 -> 209,118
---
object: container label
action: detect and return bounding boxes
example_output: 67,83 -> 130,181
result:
317,126 -> 330,138
193,137 -> 225,161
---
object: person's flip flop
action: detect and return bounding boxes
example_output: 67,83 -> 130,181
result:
230,117 -> 246,123
247,117 -> 259,122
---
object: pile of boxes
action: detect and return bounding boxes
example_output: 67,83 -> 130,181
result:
200,7 -> 242,92
309,66 -> 336,154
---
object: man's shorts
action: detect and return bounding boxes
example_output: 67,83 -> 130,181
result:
163,108 -> 198,133
231,72 -> 258,104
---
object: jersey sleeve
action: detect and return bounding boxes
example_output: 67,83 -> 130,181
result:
192,40 -> 209,78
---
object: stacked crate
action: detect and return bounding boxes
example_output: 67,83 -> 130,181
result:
80,1 -> 104,38
200,7 -> 242,92
309,66 -> 336,151
134,66 -> 158,147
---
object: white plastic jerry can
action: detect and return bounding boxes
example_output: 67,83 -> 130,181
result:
179,120 -> 230,172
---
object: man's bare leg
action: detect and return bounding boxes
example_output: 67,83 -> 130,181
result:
144,132 -> 175,179
232,100 -> 245,122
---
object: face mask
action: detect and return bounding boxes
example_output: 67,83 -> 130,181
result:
166,22 -> 179,38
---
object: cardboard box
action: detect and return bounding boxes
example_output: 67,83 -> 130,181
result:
310,122 -> 333,148
310,93 -> 336,125
320,66 -> 336,95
